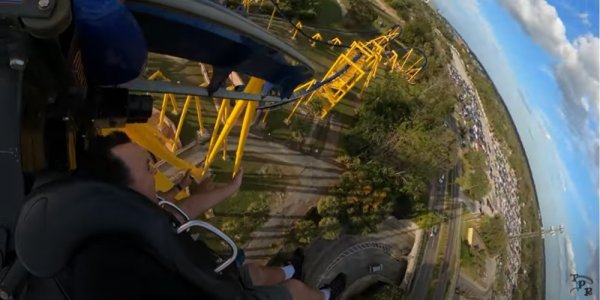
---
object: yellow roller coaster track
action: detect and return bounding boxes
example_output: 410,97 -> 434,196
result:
100,14 -> 425,199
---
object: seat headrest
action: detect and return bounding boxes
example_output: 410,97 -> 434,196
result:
15,180 -> 170,277
14,179 -> 247,299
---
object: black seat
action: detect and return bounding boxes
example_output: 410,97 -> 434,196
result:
12,179 -> 247,300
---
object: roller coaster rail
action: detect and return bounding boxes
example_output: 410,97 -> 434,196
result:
110,0 -> 428,197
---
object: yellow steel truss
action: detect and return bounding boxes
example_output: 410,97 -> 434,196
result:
385,50 -> 398,69
395,48 -> 424,84
286,27 -> 400,120
202,77 -> 265,178
169,95 -> 206,151
149,70 -> 207,151
284,79 -> 317,124
148,70 -> 179,126
99,76 -> 263,194
99,24 -> 423,185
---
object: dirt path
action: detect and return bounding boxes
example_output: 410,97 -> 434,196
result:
242,116 -> 343,263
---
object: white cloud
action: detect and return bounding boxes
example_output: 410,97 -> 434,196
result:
559,235 -> 566,278
578,12 -> 592,27
565,236 -> 577,283
557,1 -> 593,28
540,65 -> 556,80
497,0 -> 570,56
497,0 -> 600,187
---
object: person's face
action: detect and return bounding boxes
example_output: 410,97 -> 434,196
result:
110,142 -> 157,201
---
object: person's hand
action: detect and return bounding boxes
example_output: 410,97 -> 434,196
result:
174,170 -> 193,191
231,167 -> 243,191
180,170 -> 195,187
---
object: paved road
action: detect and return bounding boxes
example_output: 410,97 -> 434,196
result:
432,164 -> 462,300
433,114 -> 464,300
408,177 -> 446,300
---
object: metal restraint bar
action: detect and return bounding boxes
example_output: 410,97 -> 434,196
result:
177,221 -> 238,273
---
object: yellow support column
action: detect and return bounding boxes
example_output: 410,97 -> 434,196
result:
234,100 -> 257,176
291,21 -> 302,40
194,96 -> 206,136
201,77 -> 265,177
202,102 -> 244,176
168,94 -> 178,115
284,79 -> 316,124
396,48 -> 424,83
149,70 -> 179,115
329,37 -> 342,49
398,48 -> 414,72
267,6 -> 276,31
311,33 -> 322,47
172,95 -> 193,151
222,100 -> 230,160
148,70 -> 165,81
208,100 -> 226,151
261,110 -> 270,125
407,67 -> 422,83
360,52 -> 383,95
158,93 -> 170,127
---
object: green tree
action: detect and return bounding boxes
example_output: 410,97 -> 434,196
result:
414,211 -> 442,228
317,196 -> 342,217
457,150 -> 490,200
401,15 -> 434,47
479,215 -> 508,255
372,284 -> 405,300
319,217 -> 342,240
346,74 -> 458,181
389,0 -> 413,21
313,158 -> 403,237
277,0 -> 319,19
347,0 -> 377,24
294,220 -> 319,244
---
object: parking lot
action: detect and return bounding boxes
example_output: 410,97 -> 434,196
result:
449,59 -> 523,296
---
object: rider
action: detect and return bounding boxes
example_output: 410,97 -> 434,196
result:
77,131 -> 346,300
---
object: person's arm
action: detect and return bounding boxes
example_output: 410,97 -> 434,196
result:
177,169 -> 243,219
158,186 -> 181,201
157,170 -> 193,201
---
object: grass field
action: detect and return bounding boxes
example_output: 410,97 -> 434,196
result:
459,241 -> 486,281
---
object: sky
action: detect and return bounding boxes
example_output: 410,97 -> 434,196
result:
430,0 -> 599,299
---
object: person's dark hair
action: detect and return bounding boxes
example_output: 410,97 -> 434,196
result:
78,131 -> 133,186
